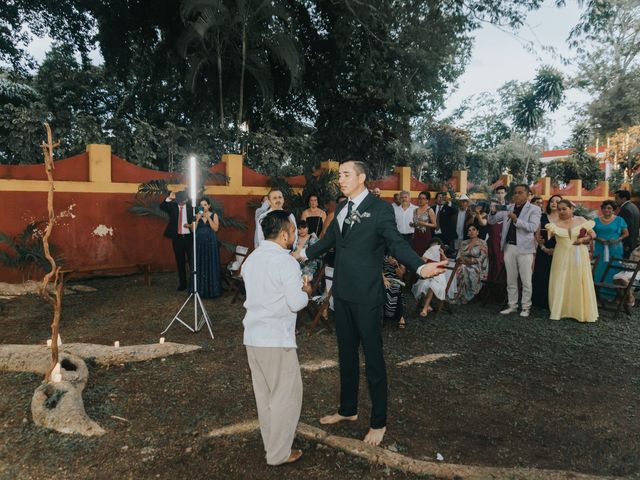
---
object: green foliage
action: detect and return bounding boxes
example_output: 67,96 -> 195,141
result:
512,66 -> 564,137
269,169 -> 340,219
0,221 -> 62,280
569,0 -> 640,134
419,124 -> 469,184
493,135 -> 542,182
545,123 -> 604,190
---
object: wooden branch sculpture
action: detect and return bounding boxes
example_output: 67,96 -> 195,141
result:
39,122 -> 62,383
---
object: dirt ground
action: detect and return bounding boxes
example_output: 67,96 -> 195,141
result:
0,272 -> 639,480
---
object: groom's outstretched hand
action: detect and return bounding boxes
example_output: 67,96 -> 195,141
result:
419,260 -> 448,279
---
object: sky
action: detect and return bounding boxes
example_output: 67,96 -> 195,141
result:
442,0 -> 591,149
26,0 -> 589,149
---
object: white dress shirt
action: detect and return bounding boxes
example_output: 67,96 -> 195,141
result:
254,200 -> 270,248
256,209 -> 297,247
166,199 -> 190,234
395,203 -> 418,234
336,188 -> 370,232
456,210 -> 466,240
241,241 -> 308,348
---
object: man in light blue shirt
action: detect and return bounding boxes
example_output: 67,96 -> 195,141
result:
241,210 -> 311,465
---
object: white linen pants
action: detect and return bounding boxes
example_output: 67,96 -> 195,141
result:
503,243 -> 534,310
246,346 -> 302,465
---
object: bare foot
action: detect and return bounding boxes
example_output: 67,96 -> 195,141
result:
283,449 -> 303,464
363,427 -> 386,446
319,412 -> 358,425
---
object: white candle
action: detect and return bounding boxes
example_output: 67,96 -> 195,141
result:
56,334 -> 62,346
114,341 -> 120,348
159,337 -> 165,344
46,339 -> 52,347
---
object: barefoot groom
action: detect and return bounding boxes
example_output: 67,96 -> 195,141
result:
297,161 -> 447,446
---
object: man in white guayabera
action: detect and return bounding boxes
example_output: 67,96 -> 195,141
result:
241,210 -> 312,466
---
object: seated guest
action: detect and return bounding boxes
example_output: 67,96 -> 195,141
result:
412,238 -> 448,318
300,194 -> 326,238
188,197 -> 222,298
546,200 -> 598,323
453,225 -> 489,304
613,245 -> 640,313
594,200 -> 629,300
293,220 -> 321,280
383,255 -> 407,329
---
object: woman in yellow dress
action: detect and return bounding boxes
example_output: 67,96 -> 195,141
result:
545,200 -> 598,323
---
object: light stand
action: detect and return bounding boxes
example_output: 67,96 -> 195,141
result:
162,156 -> 214,339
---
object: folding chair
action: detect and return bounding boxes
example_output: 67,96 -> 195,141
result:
308,265 -> 334,334
594,257 -> 640,318
227,245 -> 250,304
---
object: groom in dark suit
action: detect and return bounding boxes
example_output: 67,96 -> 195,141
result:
298,161 -> 447,446
160,190 -> 194,290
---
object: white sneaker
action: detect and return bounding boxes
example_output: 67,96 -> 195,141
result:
500,306 -> 518,315
519,309 -> 530,318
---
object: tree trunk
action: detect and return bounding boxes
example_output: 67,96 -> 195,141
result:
238,22 -> 247,131
216,33 -> 225,130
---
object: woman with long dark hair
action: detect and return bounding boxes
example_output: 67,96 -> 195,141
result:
531,195 -> 561,309
188,197 -> 222,298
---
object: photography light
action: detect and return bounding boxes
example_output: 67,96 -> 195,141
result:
162,154 -> 213,340
189,155 -> 197,205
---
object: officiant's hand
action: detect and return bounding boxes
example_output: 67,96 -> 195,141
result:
419,260 -> 448,279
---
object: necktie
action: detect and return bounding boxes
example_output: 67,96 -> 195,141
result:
342,201 -> 354,238
178,205 -> 183,234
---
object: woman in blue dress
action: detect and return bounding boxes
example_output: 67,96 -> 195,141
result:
189,197 -> 222,298
593,200 -> 629,300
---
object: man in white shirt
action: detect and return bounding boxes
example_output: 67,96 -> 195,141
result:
394,190 -> 418,242
254,195 -> 270,248
256,189 -> 297,247
242,210 -> 311,466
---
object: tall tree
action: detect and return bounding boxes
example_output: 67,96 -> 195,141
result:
569,0 -> 640,135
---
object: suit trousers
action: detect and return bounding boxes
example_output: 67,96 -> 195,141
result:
246,346 -> 302,465
171,234 -> 193,287
504,243 -> 534,310
334,298 -> 387,429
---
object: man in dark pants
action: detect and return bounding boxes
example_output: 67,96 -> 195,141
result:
160,190 -> 194,290
297,161 -> 447,446
614,189 -> 640,258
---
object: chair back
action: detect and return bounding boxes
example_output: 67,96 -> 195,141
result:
228,245 -> 249,272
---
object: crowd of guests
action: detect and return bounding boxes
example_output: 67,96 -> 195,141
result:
161,184 -> 640,324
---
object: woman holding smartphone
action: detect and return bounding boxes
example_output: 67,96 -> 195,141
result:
188,197 -> 222,298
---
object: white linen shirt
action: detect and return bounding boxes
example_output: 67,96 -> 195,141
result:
395,203 -> 418,234
241,240 -> 308,348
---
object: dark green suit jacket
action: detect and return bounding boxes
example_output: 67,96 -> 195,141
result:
306,192 -> 424,306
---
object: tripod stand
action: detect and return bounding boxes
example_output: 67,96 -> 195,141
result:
162,206 -> 214,339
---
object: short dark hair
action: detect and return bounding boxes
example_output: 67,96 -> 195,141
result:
298,220 -> 308,229
268,188 -> 283,198
494,185 -> 507,192
531,196 -> 542,204
350,160 -> 369,179
261,210 -> 292,240
546,195 -> 563,214
307,194 -> 318,203
615,190 -> 631,201
175,190 -> 188,203
418,191 -> 430,200
601,200 -> 618,210
512,183 -> 531,193
200,196 -> 212,207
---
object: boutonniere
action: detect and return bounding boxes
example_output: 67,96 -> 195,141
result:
344,210 -> 371,225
